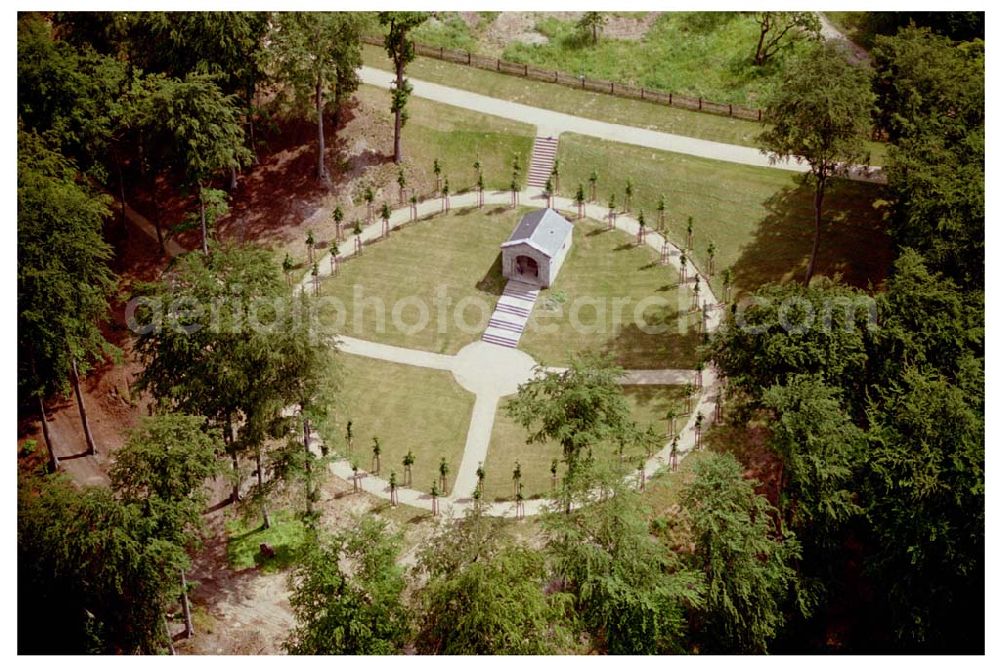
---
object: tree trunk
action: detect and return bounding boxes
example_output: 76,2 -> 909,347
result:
70,356 -> 96,457
393,61 -> 404,164
754,18 -> 770,65
115,152 -> 128,235
805,174 -> 826,285
227,414 -> 241,503
316,76 -> 327,184
162,614 -> 176,655
256,447 -> 270,529
29,350 -> 58,473
36,393 -> 58,473
246,86 -> 259,165
180,570 -> 194,638
229,166 -> 238,193
302,416 -> 313,516
198,182 -> 209,256
151,176 -> 165,253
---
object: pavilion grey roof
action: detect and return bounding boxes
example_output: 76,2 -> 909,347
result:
500,208 -> 572,258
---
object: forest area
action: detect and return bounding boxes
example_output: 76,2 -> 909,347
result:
15,10 -> 985,656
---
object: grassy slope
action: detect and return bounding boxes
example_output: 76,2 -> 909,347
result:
518,217 -> 696,369
505,13 -> 794,107
483,385 -> 687,501
354,84 -> 535,195
554,133 -> 892,299
362,43 -> 763,147
361,44 -> 886,165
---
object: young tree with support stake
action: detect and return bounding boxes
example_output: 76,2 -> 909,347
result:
380,11 -> 428,164
759,42 -> 874,285
438,457 -> 450,494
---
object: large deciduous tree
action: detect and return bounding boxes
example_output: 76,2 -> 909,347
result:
682,453 -> 801,653
750,12 -> 820,66
413,505 -> 574,654
285,517 -> 409,654
707,280 -> 873,417
18,130 -> 118,463
271,12 -> 364,184
110,414 -> 223,639
18,473 -> 186,654
148,73 -> 251,254
758,42 -> 874,285
871,27 -> 984,289
545,484 -> 704,654
762,376 -> 862,543
505,354 -> 637,506
134,245 -> 337,525
378,11 -> 428,164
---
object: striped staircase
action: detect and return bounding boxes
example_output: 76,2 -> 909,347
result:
526,136 -> 559,189
481,280 -> 540,349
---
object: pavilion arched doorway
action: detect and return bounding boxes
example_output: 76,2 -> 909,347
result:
515,255 -> 539,280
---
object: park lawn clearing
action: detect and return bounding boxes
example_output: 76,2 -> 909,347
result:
355,84 -> 535,195
329,354 -> 474,495
518,217 -> 698,369
318,206 -> 523,354
482,385 -> 688,502
226,509 -> 308,573
554,133 -> 892,298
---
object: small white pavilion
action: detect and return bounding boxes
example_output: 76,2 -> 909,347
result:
500,208 -> 573,289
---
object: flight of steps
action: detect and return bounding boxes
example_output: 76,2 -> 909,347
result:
481,280 -> 540,349
526,135 -> 559,189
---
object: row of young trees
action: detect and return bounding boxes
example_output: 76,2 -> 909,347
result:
284,354 -> 801,655
709,22 -> 984,653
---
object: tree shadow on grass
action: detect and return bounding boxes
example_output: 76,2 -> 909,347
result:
729,177 -> 891,298
602,307 -> 702,370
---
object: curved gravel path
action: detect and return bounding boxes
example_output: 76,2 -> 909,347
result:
304,188 -> 723,517
359,66 -> 885,184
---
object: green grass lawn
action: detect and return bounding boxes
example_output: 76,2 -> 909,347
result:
319,204 -> 699,369
362,43 -> 763,147
553,133 -> 892,298
355,84 -> 535,195
327,354 -> 474,494
482,385 -> 688,502
227,509 -> 308,573
318,206 -> 521,353
361,44 -> 886,165
518,217 -> 697,369
504,12 -> 798,107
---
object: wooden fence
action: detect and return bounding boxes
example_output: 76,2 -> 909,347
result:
362,36 -> 764,122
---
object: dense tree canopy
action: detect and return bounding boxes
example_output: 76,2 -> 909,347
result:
682,453 -> 801,653
872,27 -> 984,289
414,508 -> 573,654
19,473 -> 185,654
545,485 -> 704,654
285,517 -> 409,654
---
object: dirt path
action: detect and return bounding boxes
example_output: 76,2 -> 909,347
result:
818,12 -> 871,65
